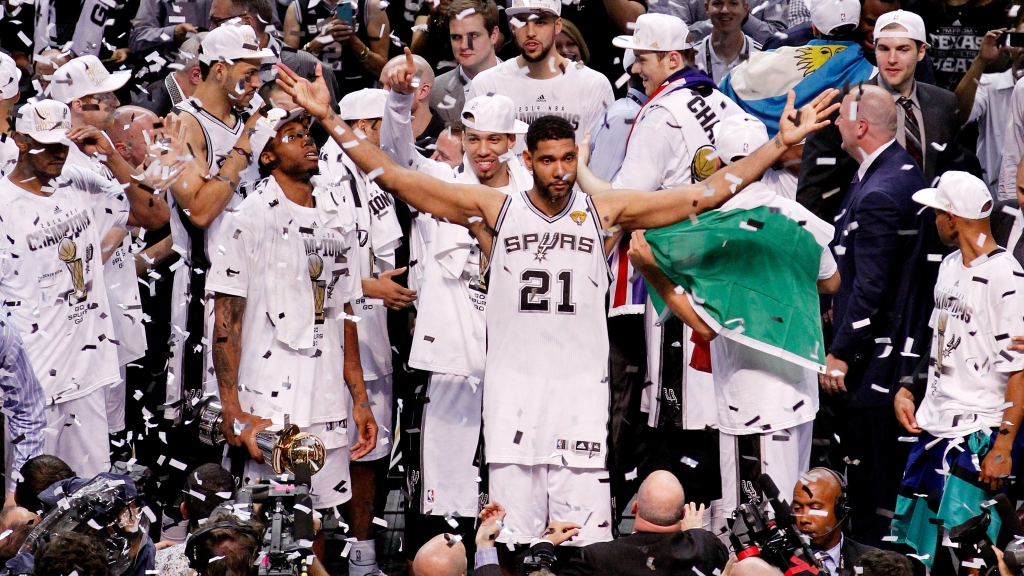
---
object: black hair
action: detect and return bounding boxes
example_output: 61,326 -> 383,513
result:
184,464 -> 236,532
199,60 -> 212,81
525,115 -> 575,152
15,455 -> 75,514
856,550 -> 915,576
35,532 -> 109,576
192,512 -> 262,576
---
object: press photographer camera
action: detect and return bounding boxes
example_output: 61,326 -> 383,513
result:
730,473 -> 822,576
946,494 -> 1024,576
186,462 -> 319,576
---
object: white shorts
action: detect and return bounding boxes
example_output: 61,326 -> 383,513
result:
421,373 -> 482,516
39,389 -> 110,478
349,373 -> 393,462
719,420 -> 814,514
488,463 -> 612,547
107,366 -> 126,434
229,421 -> 353,510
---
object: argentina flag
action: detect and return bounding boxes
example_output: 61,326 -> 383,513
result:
719,40 -> 875,135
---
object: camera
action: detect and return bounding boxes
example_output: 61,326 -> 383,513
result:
729,474 -> 822,576
946,494 -> 1024,576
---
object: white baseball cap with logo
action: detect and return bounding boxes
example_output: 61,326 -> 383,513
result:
251,108 -> 310,163
506,0 -> 560,17
15,99 -> 73,145
714,113 -> 769,165
873,10 -> 928,44
613,14 -> 691,51
461,95 -> 529,134
912,171 -> 994,220
47,55 -> 130,104
808,0 -> 860,37
199,23 -> 277,65
0,52 -> 21,100
340,89 -> 389,121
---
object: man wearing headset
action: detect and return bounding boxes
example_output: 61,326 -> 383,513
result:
791,468 -> 878,576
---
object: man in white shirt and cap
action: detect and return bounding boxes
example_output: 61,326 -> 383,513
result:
0,53 -> 22,177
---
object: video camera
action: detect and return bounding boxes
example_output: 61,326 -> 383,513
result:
729,474 -> 822,576
187,461 -> 317,576
947,494 -> 1024,576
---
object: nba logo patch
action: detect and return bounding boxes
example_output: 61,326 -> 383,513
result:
840,12 -> 847,21
742,142 -> 749,153
556,439 -> 568,450
426,489 -> 435,503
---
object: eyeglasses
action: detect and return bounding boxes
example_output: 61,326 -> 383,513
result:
210,12 -> 247,27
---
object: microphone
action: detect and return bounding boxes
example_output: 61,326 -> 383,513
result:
757,473 -> 797,528
993,494 -> 1024,550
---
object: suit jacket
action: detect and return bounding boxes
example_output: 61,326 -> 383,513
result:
520,529 -> 728,576
992,199 -> 1024,264
429,66 -> 468,125
797,76 -> 978,223
837,538 -> 877,576
131,76 -> 175,117
830,142 -> 944,408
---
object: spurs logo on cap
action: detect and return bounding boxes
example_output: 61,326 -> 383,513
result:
84,60 -> 108,86
32,107 -> 71,132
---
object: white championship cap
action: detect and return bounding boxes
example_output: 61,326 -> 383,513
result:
912,171 -> 994,220
199,24 -> 276,65
15,99 -> 72,144
47,55 -> 130,103
873,10 -> 928,44
251,108 -> 309,163
340,89 -> 388,121
808,0 -> 860,37
623,49 -> 636,72
506,0 -> 560,17
613,14 -> 691,51
461,95 -> 529,134
0,52 -> 21,100
714,113 -> 769,165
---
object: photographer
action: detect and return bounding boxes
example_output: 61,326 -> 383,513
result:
34,532 -> 110,576
155,464 -> 236,576
188,512 -> 330,576
472,472 -> 728,576
791,469 -> 877,576
13,455 -> 75,515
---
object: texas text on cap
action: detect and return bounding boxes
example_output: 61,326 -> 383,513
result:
462,95 -> 529,134
15,100 -> 72,145
506,0 -> 560,17
873,10 -> 928,45
808,0 -> 860,37
340,89 -> 389,121
199,23 -> 277,65
714,113 -> 769,165
47,55 -> 130,104
613,14 -> 692,51
0,52 -> 21,100
912,171 -> 994,220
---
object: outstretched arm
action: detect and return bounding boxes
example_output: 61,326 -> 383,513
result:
275,62 -> 505,229
592,89 -> 840,231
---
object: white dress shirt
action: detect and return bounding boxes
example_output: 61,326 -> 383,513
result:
856,139 -> 897,182
969,69 -> 1018,191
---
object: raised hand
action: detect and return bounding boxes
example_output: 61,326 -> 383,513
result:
388,47 -> 419,96
778,89 -> 841,147
275,62 -> 333,120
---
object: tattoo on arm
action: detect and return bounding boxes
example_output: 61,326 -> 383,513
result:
213,295 -> 246,400
774,134 -> 783,149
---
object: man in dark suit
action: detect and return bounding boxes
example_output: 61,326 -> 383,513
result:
791,468 -> 878,576
132,35 -> 203,117
797,11 -> 976,223
823,84 -> 938,547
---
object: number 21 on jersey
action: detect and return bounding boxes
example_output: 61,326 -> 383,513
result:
519,269 -> 576,314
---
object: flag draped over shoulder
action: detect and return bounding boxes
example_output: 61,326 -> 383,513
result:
644,186 -> 827,372
719,40 -> 875,135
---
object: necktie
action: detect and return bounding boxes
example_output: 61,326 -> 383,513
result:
898,97 -> 924,169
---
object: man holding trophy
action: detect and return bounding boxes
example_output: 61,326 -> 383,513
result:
205,107 -> 378,525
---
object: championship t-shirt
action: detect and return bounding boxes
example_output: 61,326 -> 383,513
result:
206,180 -> 363,427
916,249 -> 1024,438
0,135 -> 16,177
467,59 -> 615,155
0,168 -> 127,404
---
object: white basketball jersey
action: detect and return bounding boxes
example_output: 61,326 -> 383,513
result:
484,189 -> 611,469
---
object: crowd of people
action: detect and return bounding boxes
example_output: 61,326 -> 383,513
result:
0,0 -> 1023,574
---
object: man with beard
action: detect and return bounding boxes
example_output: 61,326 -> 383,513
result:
275,59 -> 839,556
466,0 -> 613,155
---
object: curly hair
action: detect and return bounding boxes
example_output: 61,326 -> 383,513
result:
35,532 -> 109,576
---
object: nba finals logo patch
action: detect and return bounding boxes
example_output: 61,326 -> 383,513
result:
569,211 -> 587,226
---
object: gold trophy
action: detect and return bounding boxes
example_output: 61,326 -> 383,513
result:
58,237 -> 87,302
308,252 -> 326,324
195,397 -> 327,475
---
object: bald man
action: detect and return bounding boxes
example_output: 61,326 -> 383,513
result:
826,84 -> 934,547
503,471 -> 728,576
792,469 -> 877,576
107,106 -> 162,167
412,534 -> 468,576
380,53 -> 443,156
